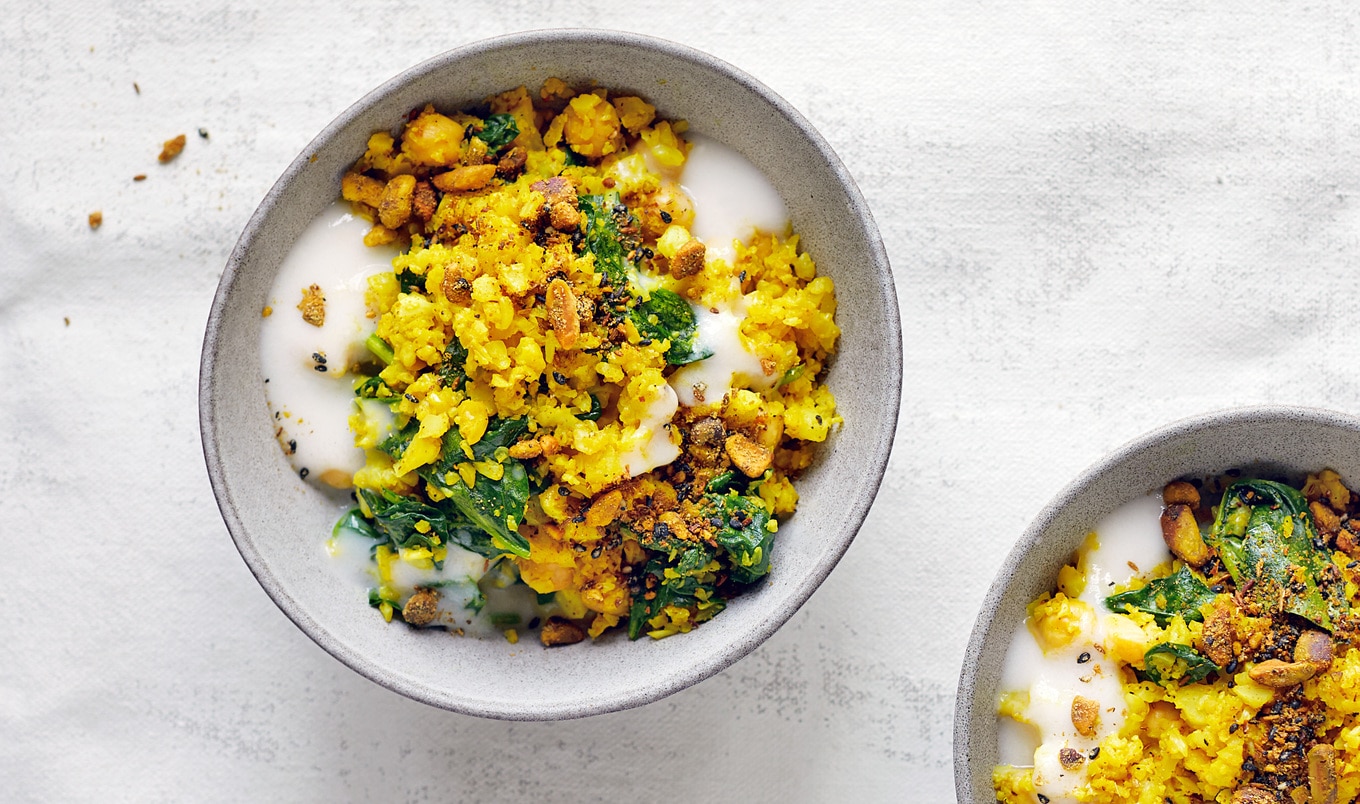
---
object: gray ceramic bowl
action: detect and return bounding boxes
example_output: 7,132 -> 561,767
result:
954,405 -> 1360,801
200,30 -> 899,720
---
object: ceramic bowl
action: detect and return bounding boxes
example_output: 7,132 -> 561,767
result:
953,405 -> 1360,800
200,29 -> 899,720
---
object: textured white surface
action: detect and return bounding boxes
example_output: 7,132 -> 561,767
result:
5,1 -> 1360,800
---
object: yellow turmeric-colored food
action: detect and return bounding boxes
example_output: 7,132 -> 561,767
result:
326,81 -> 840,644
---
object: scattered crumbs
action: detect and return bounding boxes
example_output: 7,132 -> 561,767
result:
262,305 -> 273,318
297,284 -> 325,326
198,127 -> 209,139
158,133 -> 187,163
308,154 -> 318,163
88,211 -> 103,229
63,317 -> 70,326
133,174 -> 147,182
133,82 -> 140,95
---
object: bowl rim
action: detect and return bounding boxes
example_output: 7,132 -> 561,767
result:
200,28 -> 901,720
951,403 -> 1360,800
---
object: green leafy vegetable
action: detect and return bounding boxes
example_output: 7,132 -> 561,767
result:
578,393 -> 603,422
630,288 -> 713,366
437,339 -> 468,390
776,364 -> 806,388
562,147 -> 587,167
626,543 -> 724,640
706,470 -> 737,494
396,269 -> 426,294
1142,643 -> 1220,685
1206,479 -> 1344,631
365,334 -> 394,365
474,114 -> 519,152
578,193 -> 636,286
705,492 -> 774,585
1105,566 -> 1217,626
333,508 -> 380,542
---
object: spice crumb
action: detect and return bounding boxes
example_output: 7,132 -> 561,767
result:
198,127 -> 209,139
63,317 -> 70,326
158,134 -> 187,163
133,174 -> 147,182
262,305 -> 273,318
87,211 -> 103,229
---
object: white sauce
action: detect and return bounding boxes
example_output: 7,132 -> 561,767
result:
681,133 -> 790,266
619,382 -> 681,477
668,302 -> 775,407
260,202 -> 397,485
997,492 -> 1172,803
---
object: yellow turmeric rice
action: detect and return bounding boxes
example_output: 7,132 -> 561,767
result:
329,81 -> 839,645
995,471 -> 1360,803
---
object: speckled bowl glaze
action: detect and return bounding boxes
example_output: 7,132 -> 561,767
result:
200,30 -> 898,720
954,405 -> 1360,801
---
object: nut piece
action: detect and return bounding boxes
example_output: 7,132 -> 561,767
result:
670,238 -> 706,278
1310,500 -> 1342,536
402,588 -> 439,627
725,433 -> 773,478
531,177 -> 581,231
412,180 -> 437,222
540,616 -> 586,647
1162,480 -> 1200,508
1057,747 -> 1085,771
1309,744 -> 1338,804
341,172 -> 385,207
158,133 -> 186,163
546,279 -> 581,349
1160,504 -> 1211,566
87,211 -> 103,229
297,283 -> 325,327
584,489 -> 623,528
378,174 -> 416,229
658,510 -> 692,542
1247,658 -> 1318,689
507,439 -> 543,460
1070,695 -> 1100,738
1196,604 -> 1236,668
432,164 -> 497,193
1295,630 -> 1335,670
1232,785 -> 1282,804
496,146 -> 527,178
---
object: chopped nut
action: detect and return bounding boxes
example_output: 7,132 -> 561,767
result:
1070,695 -> 1099,737
670,238 -> 706,278
539,616 -> 586,647
1247,658 -> 1318,688
411,180 -> 437,222
341,172 -> 385,207
658,511 -> 691,542
378,174 -> 416,229
507,440 -> 543,460
1057,747 -> 1085,771
496,146 -> 527,178
549,199 -> 581,231
1294,630 -> 1334,670
1309,744 -> 1338,804
1160,504 -> 1211,566
1196,603 -> 1236,667
538,434 -> 561,456
532,176 -> 581,231
297,284 -> 325,327
725,433 -> 773,478
584,489 -> 623,528
87,211 -> 102,229
1231,785 -> 1281,804
547,279 -> 581,349
402,588 -> 439,627
690,417 -> 727,448
432,164 -> 497,193
1162,480 -> 1200,508
158,133 -> 186,163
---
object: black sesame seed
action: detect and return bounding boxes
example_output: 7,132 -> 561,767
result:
299,467 -> 310,479
558,486 -> 571,496
198,127 -> 209,139
552,371 -> 568,384
1038,796 -> 1050,804
590,545 -> 603,559
1088,747 -> 1100,760
1229,723 -> 1238,733
527,617 -> 540,630
1077,652 -> 1091,664
659,211 -> 672,223
313,364 -> 327,372
312,352 -> 327,364
638,338 -> 653,346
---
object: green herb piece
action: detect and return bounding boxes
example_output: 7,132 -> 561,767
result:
630,288 -> 713,366
437,339 -> 468,390
704,491 -> 774,585
465,587 -> 486,613
578,393 -> 603,422
474,114 -> 519,153
333,508 -> 381,542
562,147 -> 587,167
1105,566 -> 1217,627
365,334 -> 394,365
396,269 -> 425,294
1142,643 -> 1220,685
419,427 -> 531,559
578,193 -> 636,287
490,612 -> 522,627
776,364 -> 806,388
706,470 -> 737,494
467,416 -> 530,461
1206,479 -> 1343,631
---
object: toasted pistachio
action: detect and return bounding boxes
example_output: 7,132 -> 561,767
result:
378,174 -> 416,229
1295,630 -> 1334,670
584,488 -> 624,528
402,588 -> 439,627
1247,658 -> 1318,688
546,279 -> 581,350
1058,747 -> 1085,771
1070,695 -> 1100,737
1310,500 -> 1342,536
1309,744 -> 1338,804
725,433 -> 773,478
1162,480 -> 1201,508
539,616 -> 586,647
1160,504 -> 1211,566
1232,785 -> 1281,804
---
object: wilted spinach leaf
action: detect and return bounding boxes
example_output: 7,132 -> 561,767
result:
704,491 -> 774,585
437,339 -> 469,390
1105,565 -> 1217,626
1207,479 -> 1343,631
1143,643 -> 1220,686
474,113 -> 519,153
579,193 -> 636,287
626,543 -> 723,640
630,288 -> 713,366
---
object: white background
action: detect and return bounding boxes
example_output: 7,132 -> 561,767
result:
7,2 -> 1360,801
